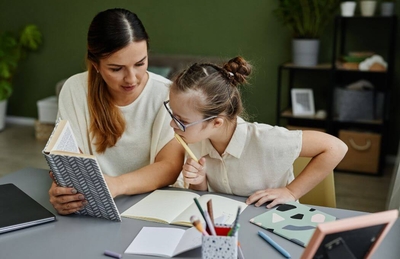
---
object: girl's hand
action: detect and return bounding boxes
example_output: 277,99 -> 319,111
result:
182,157 -> 207,190
246,187 -> 296,209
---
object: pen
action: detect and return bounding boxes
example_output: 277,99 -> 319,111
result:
193,197 -> 210,234
207,199 -> 215,226
258,231 -> 291,258
228,223 -> 240,237
104,250 -> 122,259
174,133 -> 198,161
227,206 -> 241,236
238,242 -> 245,259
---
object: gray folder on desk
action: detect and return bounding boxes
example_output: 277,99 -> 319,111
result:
0,183 -> 56,234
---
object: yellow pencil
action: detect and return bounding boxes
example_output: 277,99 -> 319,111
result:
174,133 -> 198,162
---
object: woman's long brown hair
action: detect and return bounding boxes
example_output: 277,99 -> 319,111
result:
86,8 -> 149,153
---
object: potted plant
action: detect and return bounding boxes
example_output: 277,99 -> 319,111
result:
340,1 -> 357,16
360,0 -> 378,16
380,0 -> 396,16
274,0 -> 340,66
0,24 -> 42,131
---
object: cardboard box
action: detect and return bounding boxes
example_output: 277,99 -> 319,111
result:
337,130 -> 381,174
37,96 -> 58,124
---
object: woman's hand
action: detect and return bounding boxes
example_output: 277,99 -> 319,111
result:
246,187 -> 296,209
182,157 -> 207,191
48,172 -> 87,215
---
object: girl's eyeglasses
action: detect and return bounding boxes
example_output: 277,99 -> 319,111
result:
163,100 -> 216,132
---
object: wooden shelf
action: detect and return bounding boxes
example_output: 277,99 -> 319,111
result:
333,118 -> 383,125
335,61 -> 388,73
276,16 -> 396,175
281,63 -> 332,70
280,109 -> 326,120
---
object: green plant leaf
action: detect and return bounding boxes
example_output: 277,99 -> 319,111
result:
0,32 -> 17,58
0,61 -> 12,79
274,0 -> 340,39
0,24 -> 42,99
0,80 -> 12,100
19,25 -> 42,50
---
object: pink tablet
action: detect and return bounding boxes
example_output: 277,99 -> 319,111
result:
301,209 -> 398,259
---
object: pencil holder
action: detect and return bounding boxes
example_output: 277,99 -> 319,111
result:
201,224 -> 238,259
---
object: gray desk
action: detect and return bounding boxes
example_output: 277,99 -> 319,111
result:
0,168 -> 399,259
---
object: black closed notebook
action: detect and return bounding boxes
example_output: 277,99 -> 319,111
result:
0,183 -> 56,234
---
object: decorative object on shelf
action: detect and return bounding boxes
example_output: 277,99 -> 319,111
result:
315,110 -> 327,119
341,1 -> 357,16
334,79 -> 384,122
292,39 -> 320,67
359,55 -> 387,71
360,0 -> 378,16
380,0 -> 396,16
0,24 -> 42,131
274,0 -> 340,67
335,87 -> 375,121
291,88 -> 315,116
341,51 -> 374,70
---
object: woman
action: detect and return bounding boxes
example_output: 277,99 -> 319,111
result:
49,8 -> 184,215
166,56 -> 348,209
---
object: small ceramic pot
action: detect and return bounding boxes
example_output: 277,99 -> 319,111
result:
360,1 -> 377,16
341,1 -> 357,17
381,2 -> 395,16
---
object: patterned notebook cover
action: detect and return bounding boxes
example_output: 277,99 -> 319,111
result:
44,153 -> 121,221
249,202 -> 336,247
43,120 -> 121,222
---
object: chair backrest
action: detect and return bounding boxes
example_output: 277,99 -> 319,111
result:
293,157 -> 337,208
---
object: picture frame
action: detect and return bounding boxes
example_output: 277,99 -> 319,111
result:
300,209 -> 398,259
291,88 -> 315,116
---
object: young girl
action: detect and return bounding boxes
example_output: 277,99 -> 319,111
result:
166,56 -> 347,208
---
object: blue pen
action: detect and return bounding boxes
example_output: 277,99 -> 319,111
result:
258,231 -> 291,258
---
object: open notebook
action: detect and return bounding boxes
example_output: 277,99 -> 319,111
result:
121,189 -> 247,227
0,183 -> 56,234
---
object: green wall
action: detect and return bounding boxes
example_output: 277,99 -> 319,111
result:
1,1 -> 399,154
